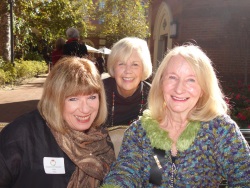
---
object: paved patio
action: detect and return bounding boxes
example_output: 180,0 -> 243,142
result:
0,74 -> 47,125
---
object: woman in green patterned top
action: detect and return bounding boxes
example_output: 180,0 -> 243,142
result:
101,44 -> 250,187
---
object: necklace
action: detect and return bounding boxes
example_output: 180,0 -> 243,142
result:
111,86 -> 144,126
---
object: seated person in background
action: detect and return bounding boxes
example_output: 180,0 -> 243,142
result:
102,37 -> 152,128
102,44 -> 250,187
51,37 -> 65,67
63,27 -> 88,58
0,57 -> 115,188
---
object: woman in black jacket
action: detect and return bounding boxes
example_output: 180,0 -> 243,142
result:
0,57 -> 115,188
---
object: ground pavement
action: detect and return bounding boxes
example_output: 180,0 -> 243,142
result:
0,74 -> 47,127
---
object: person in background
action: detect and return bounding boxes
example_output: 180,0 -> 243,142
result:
102,44 -> 250,187
96,53 -> 105,74
63,27 -> 88,58
0,57 -> 115,188
102,37 -> 152,128
51,37 -> 65,67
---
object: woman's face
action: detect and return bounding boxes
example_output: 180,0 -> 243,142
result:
162,55 -> 203,118
113,50 -> 143,97
63,93 -> 99,131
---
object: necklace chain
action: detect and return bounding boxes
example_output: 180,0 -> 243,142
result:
111,92 -> 115,126
111,88 -> 144,126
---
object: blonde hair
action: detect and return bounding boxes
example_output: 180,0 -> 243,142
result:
148,44 -> 228,122
38,57 -> 107,133
107,37 -> 152,80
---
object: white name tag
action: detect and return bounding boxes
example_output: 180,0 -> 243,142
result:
43,157 -> 65,174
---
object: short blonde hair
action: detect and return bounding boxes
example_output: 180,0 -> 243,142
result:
148,44 -> 228,122
107,37 -> 152,80
38,57 -> 107,133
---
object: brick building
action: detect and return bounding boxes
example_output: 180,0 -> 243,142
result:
148,0 -> 250,86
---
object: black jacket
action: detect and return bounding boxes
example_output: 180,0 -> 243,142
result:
0,110 -> 75,188
63,39 -> 88,57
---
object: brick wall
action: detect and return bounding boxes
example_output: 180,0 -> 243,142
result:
150,0 -> 250,86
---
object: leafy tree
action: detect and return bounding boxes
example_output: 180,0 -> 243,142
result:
0,0 -> 151,61
0,0 -> 11,62
0,0 -> 95,60
95,0 -> 151,46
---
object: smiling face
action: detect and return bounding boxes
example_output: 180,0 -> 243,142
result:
63,93 -> 99,131
113,50 -> 143,97
162,55 -> 203,118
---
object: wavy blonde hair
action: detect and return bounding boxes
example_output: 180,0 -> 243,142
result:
38,57 -> 107,133
148,44 -> 228,122
107,37 -> 152,80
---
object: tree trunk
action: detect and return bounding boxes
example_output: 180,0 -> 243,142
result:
0,1 -> 11,62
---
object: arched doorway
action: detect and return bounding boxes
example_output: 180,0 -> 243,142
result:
153,2 -> 174,70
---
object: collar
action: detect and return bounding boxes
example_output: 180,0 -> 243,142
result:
141,109 -> 201,152
66,38 -> 79,43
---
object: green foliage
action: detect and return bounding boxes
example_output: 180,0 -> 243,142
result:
24,51 -> 44,61
15,60 -> 37,79
1,0 -> 151,60
95,0 -> 151,46
0,69 -> 6,85
11,0 -> 95,58
101,185 -> 121,188
0,62 -> 17,83
224,81 -> 250,129
34,61 -> 48,75
0,57 -> 5,65
0,59 -> 48,86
